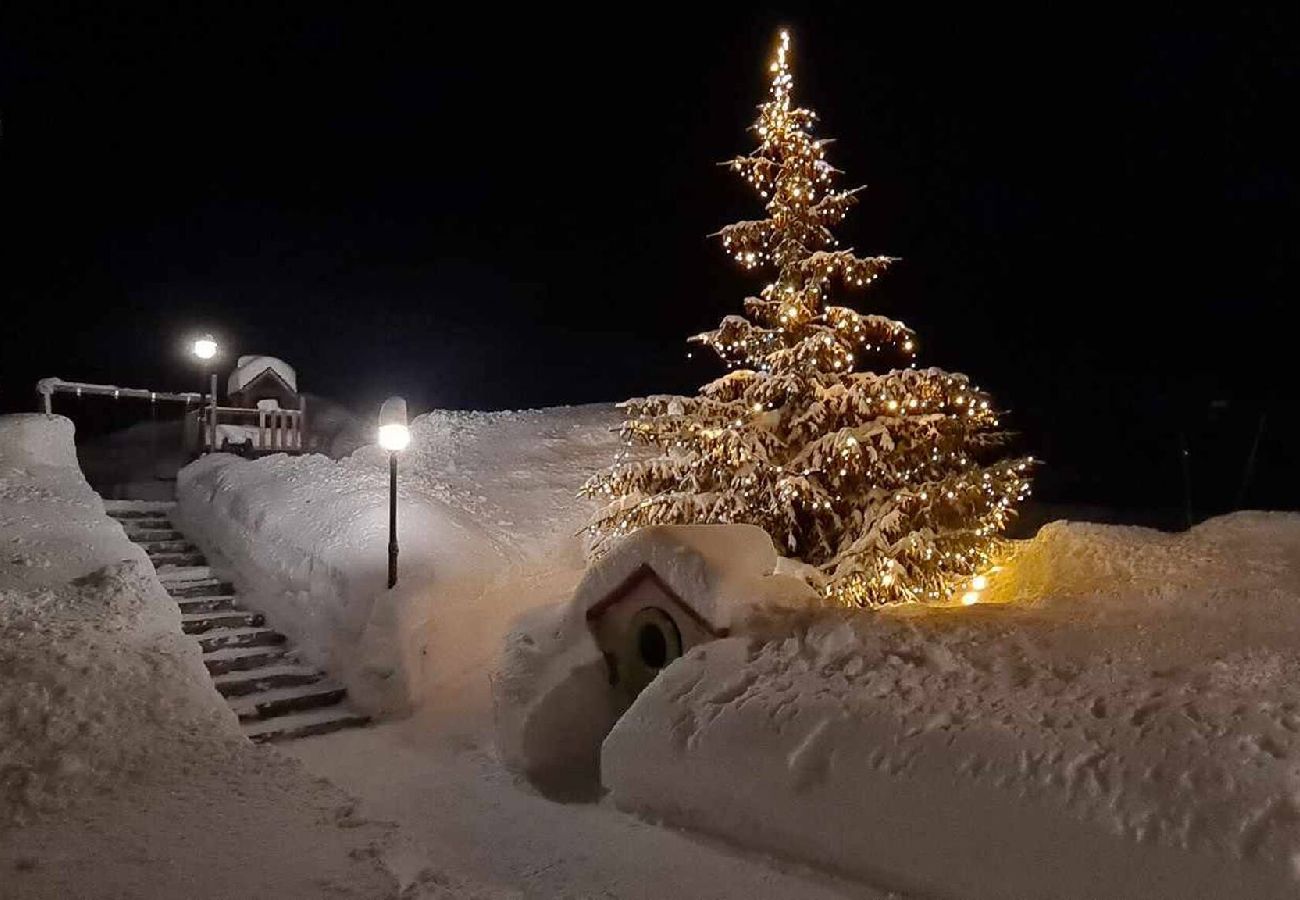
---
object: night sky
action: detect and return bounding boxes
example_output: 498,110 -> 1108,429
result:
1,5 -> 1296,514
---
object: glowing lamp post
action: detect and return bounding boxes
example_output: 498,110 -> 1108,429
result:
192,336 -> 217,361
191,334 -> 219,453
378,396 -> 410,589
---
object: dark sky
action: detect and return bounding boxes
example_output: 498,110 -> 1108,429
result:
1,4 -> 1296,512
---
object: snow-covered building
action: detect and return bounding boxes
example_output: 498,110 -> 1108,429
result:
226,355 -> 301,411
188,355 -> 308,456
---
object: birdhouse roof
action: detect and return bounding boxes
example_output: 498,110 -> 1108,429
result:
571,524 -> 820,634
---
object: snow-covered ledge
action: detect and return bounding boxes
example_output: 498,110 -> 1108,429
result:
493,523 -> 818,797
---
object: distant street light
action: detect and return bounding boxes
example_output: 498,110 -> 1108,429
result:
378,396 -> 410,588
191,334 -> 219,452
193,335 -> 218,360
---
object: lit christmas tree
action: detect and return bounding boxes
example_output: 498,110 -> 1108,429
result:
582,31 -> 1035,607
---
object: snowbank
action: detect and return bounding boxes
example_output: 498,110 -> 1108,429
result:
175,404 -> 621,723
494,522 -> 819,797
603,512 -> 1300,900
0,414 -> 394,897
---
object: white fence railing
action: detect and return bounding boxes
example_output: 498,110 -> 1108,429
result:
186,406 -> 306,453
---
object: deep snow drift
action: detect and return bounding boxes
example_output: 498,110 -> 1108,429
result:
603,512 -> 1300,899
0,414 -> 396,899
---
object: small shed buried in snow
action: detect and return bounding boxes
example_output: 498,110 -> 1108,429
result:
495,523 -> 824,796
586,563 -> 729,700
576,524 -> 821,703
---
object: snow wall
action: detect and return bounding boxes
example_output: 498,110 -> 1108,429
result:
0,413 -> 393,897
174,405 -> 622,727
603,512 -> 1300,900
0,414 -> 237,823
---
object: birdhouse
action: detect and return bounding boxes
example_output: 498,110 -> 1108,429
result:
586,563 -> 729,701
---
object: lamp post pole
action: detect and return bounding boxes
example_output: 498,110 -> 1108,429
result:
208,371 -> 218,454
377,395 -> 410,590
388,452 -> 399,589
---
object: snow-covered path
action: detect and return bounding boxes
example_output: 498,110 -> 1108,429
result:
285,717 -> 899,899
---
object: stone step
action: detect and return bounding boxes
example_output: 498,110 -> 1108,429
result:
182,610 -> 265,634
128,529 -> 182,542
198,626 -> 284,654
121,517 -> 173,530
244,707 -> 371,744
105,505 -> 175,519
212,664 -> 324,698
177,595 -> 237,614
197,626 -> 285,654
167,578 -> 237,598
157,564 -> 216,583
229,681 -> 347,722
137,539 -> 194,554
204,645 -> 289,676
150,551 -> 207,567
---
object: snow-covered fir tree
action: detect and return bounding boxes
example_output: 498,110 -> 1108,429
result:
582,31 -> 1035,607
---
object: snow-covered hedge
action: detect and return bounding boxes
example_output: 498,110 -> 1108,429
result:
175,405 -> 621,722
603,513 -> 1300,900
176,448 -> 449,715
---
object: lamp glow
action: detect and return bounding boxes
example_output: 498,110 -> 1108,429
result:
193,336 -> 217,360
378,423 -> 411,451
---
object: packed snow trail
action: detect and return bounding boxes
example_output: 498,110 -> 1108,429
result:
285,716 -> 902,899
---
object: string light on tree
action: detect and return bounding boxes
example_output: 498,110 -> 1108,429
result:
582,30 -> 1036,608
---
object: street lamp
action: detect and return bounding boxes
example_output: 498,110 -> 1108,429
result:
377,396 -> 410,589
193,336 -> 217,360
191,334 -> 219,453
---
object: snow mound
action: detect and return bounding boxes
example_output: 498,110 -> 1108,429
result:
495,522 -> 819,797
603,512 -> 1300,900
0,414 -> 395,898
0,413 -> 79,470
176,404 -> 622,721
0,560 -> 232,822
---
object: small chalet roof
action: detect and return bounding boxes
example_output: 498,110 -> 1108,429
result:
570,524 -> 821,635
228,356 -> 297,395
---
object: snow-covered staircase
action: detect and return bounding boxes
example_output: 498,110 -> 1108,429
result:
106,501 -> 370,743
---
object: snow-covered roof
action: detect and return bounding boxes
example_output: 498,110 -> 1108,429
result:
570,524 -> 819,633
228,355 -> 297,395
